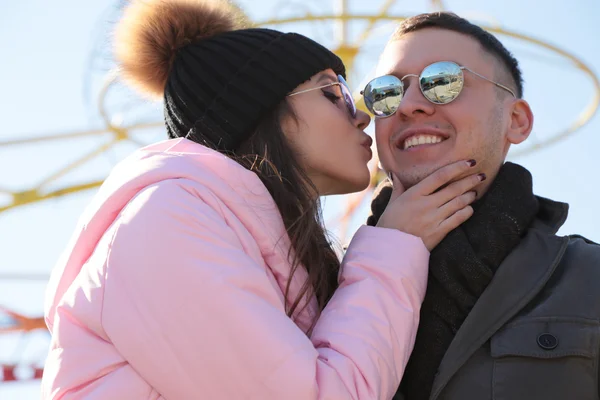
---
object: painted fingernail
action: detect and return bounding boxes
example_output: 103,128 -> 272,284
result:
467,159 -> 477,167
478,173 -> 487,181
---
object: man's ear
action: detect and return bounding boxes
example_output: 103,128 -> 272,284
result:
506,99 -> 534,145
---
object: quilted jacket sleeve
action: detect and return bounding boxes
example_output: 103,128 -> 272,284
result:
100,180 -> 429,399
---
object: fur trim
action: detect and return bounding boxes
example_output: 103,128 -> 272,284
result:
114,0 -> 251,98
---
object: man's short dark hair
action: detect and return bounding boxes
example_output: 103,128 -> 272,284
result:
391,12 -> 524,98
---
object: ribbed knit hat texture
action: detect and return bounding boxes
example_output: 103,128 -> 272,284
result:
115,0 -> 346,151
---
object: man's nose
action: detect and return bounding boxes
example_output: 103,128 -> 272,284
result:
395,79 -> 436,118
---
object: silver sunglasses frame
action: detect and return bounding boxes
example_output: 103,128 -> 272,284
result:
288,82 -> 341,97
361,61 -> 517,117
287,75 -> 357,118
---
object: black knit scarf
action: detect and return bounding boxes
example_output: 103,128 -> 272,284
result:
366,162 -> 540,400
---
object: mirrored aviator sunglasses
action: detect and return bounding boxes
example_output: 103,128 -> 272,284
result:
361,61 -> 465,117
361,61 -> 516,118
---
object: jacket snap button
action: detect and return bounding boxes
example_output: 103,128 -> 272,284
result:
537,333 -> 558,350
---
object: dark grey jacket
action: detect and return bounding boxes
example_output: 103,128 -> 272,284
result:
398,197 -> 600,400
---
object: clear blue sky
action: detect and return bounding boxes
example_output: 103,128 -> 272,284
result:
1,0 -> 598,397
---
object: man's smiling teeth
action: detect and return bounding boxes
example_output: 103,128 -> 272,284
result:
403,135 -> 444,150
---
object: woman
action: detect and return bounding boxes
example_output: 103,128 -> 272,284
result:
41,0 -> 482,398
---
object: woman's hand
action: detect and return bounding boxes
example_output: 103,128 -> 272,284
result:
376,160 -> 484,251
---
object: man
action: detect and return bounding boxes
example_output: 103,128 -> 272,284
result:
364,12 -> 600,400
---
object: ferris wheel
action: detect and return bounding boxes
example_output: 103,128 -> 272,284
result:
0,0 -> 598,384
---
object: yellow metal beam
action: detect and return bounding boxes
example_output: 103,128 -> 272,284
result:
36,138 -> 119,189
0,180 -> 106,214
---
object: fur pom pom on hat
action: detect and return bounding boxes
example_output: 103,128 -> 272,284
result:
115,0 -> 250,98
114,0 -> 346,150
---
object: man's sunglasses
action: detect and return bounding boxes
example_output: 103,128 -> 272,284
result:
361,61 -> 516,118
288,74 -> 357,119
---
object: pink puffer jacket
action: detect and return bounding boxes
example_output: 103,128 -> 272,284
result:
42,138 -> 429,399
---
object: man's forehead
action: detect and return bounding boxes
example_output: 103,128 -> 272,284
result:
375,29 -> 486,75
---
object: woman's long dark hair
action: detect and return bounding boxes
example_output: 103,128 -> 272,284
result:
232,100 -> 341,319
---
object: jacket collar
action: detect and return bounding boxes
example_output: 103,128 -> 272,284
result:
531,196 -> 569,234
429,195 -> 570,400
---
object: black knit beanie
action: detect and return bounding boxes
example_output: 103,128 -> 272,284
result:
115,0 -> 345,151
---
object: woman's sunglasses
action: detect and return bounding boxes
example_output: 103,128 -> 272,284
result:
361,61 -> 516,117
288,74 -> 357,119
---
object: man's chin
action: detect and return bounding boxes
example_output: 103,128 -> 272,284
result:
394,160 -> 467,192
394,165 -> 442,191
